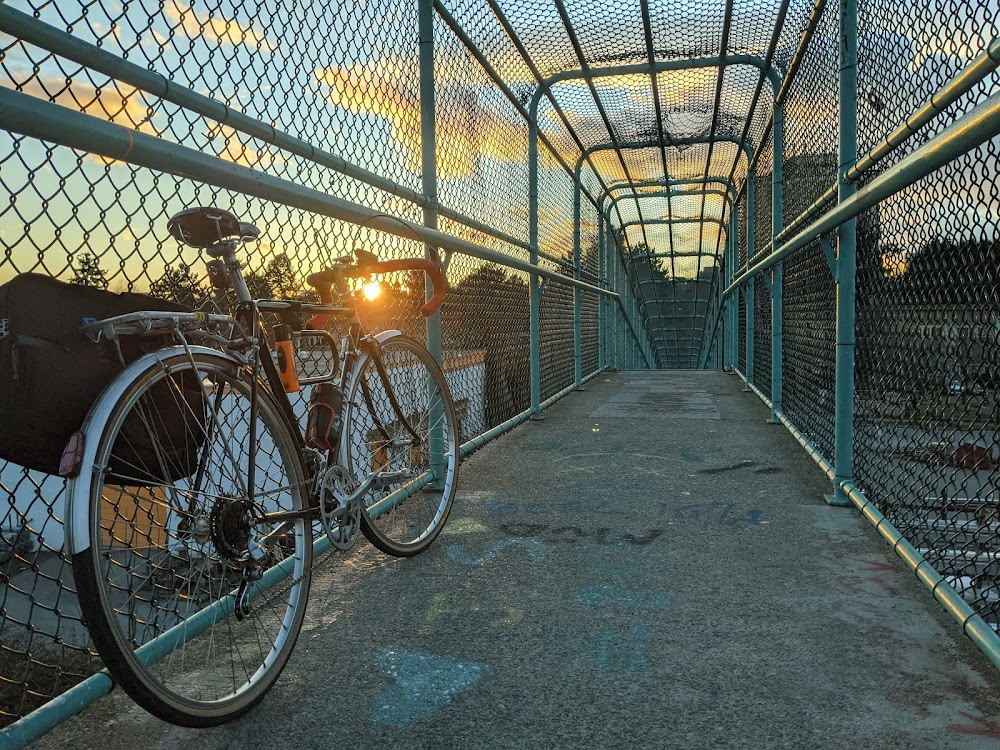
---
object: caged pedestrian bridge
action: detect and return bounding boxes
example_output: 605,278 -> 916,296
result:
0,0 -> 999,746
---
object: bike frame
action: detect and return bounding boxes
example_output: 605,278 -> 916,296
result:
210,239 -> 424,528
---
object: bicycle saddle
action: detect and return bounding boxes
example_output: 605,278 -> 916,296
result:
168,207 -> 260,248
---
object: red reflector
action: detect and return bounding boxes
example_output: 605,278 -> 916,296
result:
59,431 -> 85,478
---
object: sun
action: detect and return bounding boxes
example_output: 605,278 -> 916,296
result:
362,280 -> 381,300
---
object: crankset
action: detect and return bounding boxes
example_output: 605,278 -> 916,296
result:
318,465 -> 361,551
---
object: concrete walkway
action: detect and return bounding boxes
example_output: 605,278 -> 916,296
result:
33,371 -> 1000,749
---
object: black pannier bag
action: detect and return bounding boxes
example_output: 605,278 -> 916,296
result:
0,273 -> 207,483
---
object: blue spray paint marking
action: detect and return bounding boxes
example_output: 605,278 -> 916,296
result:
594,625 -> 650,673
372,649 -> 488,725
577,584 -> 670,610
447,539 -> 546,567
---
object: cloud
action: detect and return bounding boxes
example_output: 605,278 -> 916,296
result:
2,75 -> 160,165
204,123 -> 287,169
163,0 -> 274,53
315,53 -> 529,179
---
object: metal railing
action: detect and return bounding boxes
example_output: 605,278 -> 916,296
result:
1,0 -> 998,743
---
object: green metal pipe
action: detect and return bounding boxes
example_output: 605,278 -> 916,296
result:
579,137 -> 754,177
528,123 -> 543,419
621,218 -> 729,236
774,409 -> 835,480
606,188 -> 735,217
632,251 -> 722,260
530,56 -> 780,114
831,0 -> 859,506
725,209 -> 735,369
840,480 -> 1000,671
598,211 -> 605,371
638,278 -> 714,289
770,102 -> 784,422
573,182 -> 583,388
0,671 -> 113,749
419,0 -> 445,488
0,87 -> 620,299
603,178 -> 737,199
735,369 -> 772,410
745,177 -> 755,385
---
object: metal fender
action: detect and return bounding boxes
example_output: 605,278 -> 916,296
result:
374,329 -> 402,344
65,346 -> 242,555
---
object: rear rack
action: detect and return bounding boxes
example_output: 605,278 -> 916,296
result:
82,310 -> 237,342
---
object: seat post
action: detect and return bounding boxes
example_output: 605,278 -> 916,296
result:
207,240 -> 253,304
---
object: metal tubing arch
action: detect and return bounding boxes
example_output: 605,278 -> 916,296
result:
575,136 -> 755,184
639,279 -> 715,289
620,217 -> 730,234
529,55 -> 781,119
602,179 -> 737,201
605,189 -> 735,220
632,251 -> 721,260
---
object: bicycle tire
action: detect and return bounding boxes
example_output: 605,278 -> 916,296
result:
71,349 -> 312,727
341,334 -> 459,557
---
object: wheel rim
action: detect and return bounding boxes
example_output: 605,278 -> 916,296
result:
344,338 -> 457,551
87,354 -> 310,718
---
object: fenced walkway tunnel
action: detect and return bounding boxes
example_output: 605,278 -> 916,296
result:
0,0 -> 998,746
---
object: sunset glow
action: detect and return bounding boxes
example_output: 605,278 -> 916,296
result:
363,280 -> 381,300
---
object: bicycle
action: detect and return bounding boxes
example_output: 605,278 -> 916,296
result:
63,207 -> 459,727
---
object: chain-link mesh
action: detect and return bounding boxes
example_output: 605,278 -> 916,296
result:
0,0 -> 619,728
2,0 -> 998,736
772,0 -> 838,457
851,0 -> 1000,626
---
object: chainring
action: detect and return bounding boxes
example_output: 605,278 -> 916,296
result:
318,465 -> 361,551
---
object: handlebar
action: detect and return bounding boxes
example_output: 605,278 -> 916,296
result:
305,256 -> 446,328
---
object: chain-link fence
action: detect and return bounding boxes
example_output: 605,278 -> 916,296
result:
1,0 -> 999,741
0,0 -> 647,734
850,0 -> 1000,625
724,0 -> 1000,664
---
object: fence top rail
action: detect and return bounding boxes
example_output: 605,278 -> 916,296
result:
0,86 -> 615,301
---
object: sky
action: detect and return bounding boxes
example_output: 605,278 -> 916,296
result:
0,0 -> 997,291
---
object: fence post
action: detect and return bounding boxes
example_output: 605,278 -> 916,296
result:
598,209 -> 604,371
770,101 -> 784,421
528,120 -> 543,418
418,0 -> 445,487
829,0 -> 858,505
728,206 -> 738,370
573,181 -> 583,388
745,175 -> 755,387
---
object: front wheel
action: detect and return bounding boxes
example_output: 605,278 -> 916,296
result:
341,335 -> 459,556
70,350 -> 312,727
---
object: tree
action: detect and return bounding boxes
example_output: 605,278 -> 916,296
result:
72,252 -> 108,288
150,264 -> 206,308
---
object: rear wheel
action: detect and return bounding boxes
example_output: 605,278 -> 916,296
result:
71,350 -> 312,727
342,335 -> 459,556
